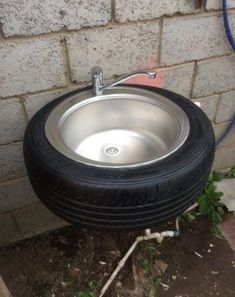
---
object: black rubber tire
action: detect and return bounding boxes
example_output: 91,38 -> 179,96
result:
23,85 -> 215,231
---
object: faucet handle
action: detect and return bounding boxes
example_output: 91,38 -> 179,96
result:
91,66 -> 157,96
107,69 -> 157,85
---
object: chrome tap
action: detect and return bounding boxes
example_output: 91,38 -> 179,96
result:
91,66 -> 157,96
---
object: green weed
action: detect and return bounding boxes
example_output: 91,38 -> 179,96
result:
225,165 -> 235,178
76,281 -> 96,297
139,241 -> 160,260
198,182 -> 224,223
183,211 -> 197,222
197,170 -> 225,224
138,258 -> 150,274
210,224 -> 223,239
152,276 -> 161,287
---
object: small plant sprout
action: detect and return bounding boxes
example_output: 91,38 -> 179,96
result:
210,224 -> 223,239
139,240 -> 160,260
138,258 -> 150,274
138,240 -> 161,275
183,211 -> 197,222
77,281 -> 96,297
225,165 -> 235,178
152,276 -> 162,287
208,170 -> 222,183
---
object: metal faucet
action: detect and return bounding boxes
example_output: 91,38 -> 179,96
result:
91,66 -> 157,96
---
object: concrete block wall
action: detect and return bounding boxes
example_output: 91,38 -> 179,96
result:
0,0 -> 235,246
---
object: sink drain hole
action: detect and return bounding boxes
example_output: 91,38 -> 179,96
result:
105,146 -> 119,156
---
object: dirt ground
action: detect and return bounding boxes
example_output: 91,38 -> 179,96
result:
0,217 -> 235,297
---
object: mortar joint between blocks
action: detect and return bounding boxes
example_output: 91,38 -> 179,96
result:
111,0 -> 116,23
0,21 -> 6,40
60,35 -> 73,84
18,95 -> 29,123
158,17 -> 164,65
213,94 -> 222,123
11,212 -> 21,233
189,61 -> 198,99
192,87 -> 235,100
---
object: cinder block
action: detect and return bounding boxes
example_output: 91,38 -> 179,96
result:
157,63 -> 194,97
10,220 -> 69,245
0,38 -> 66,98
24,85 -> 81,119
161,14 -> 234,65
0,142 -> 26,182
213,121 -> 235,148
0,213 -> 18,246
213,144 -> 235,170
126,63 -> 194,97
215,90 -> 235,123
67,22 -> 160,82
0,0 -> 111,36
206,0 -> 235,10
192,95 -> 219,121
115,0 -> 195,23
0,177 -> 38,213
0,98 -> 27,144
14,202 -> 67,233
193,55 -> 235,97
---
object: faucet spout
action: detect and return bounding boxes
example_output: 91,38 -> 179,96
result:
91,66 -> 157,96
146,71 -> 157,79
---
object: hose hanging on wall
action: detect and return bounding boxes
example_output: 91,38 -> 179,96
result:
216,0 -> 235,146
222,0 -> 235,50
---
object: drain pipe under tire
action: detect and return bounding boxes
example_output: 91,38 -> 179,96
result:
98,203 -> 197,297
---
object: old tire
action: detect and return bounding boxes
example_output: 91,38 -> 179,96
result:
23,85 -> 215,231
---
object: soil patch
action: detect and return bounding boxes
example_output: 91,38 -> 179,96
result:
0,217 -> 234,297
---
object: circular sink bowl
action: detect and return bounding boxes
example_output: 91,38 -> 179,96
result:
45,87 -> 190,168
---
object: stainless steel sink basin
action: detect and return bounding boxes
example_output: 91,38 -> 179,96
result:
45,86 -> 190,168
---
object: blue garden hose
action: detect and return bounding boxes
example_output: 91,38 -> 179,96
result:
216,112 -> 235,145
216,0 -> 235,146
222,0 -> 235,50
